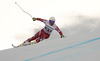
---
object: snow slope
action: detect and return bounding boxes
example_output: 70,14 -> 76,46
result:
0,33 -> 100,61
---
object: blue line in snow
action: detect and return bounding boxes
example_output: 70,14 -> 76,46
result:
24,37 -> 100,61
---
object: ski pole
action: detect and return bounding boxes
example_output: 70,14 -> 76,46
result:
15,2 -> 33,18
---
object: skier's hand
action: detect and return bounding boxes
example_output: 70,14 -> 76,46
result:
61,35 -> 65,38
32,17 -> 37,21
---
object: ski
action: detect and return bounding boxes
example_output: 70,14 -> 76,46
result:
12,44 -> 19,48
12,42 -> 37,48
12,44 -> 27,48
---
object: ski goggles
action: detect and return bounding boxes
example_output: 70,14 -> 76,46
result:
49,20 -> 55,23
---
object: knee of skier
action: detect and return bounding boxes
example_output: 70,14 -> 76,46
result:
36,38 -> 41,43
26,37 -> 36,42
36,37 -> 44,43
36,39 -> 40,43
44,35 -> 50,39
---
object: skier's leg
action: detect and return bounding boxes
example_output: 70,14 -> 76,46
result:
36,29 -> 50,43
25,30 -> 41,42
36,34 -> 50,43
19,30 -> 41,46
36,36 -> 44,43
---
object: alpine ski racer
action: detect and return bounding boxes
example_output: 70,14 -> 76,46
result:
17,17 -> 65,47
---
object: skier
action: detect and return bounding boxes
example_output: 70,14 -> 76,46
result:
19,17 -> 64,47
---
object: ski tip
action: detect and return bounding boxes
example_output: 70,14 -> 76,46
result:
12,44 -> 14,47
12,44 -> 18,48
12,44 -> 13,46
15,2 -> 17,4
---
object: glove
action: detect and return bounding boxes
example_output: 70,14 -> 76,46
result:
61,35 -> 64,38
32,17 -> 37,21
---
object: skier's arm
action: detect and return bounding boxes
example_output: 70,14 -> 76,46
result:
55,26 -> 64,38
32,17 -> 47,23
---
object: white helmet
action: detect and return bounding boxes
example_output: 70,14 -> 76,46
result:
49,17 -> 55,21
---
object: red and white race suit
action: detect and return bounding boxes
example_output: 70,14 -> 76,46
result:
26,18 -> 63,43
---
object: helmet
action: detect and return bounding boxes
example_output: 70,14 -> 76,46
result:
49,17 -> 55,23
49,17 -> 55,21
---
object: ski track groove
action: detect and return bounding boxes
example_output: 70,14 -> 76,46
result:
24,37 -> 100,61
